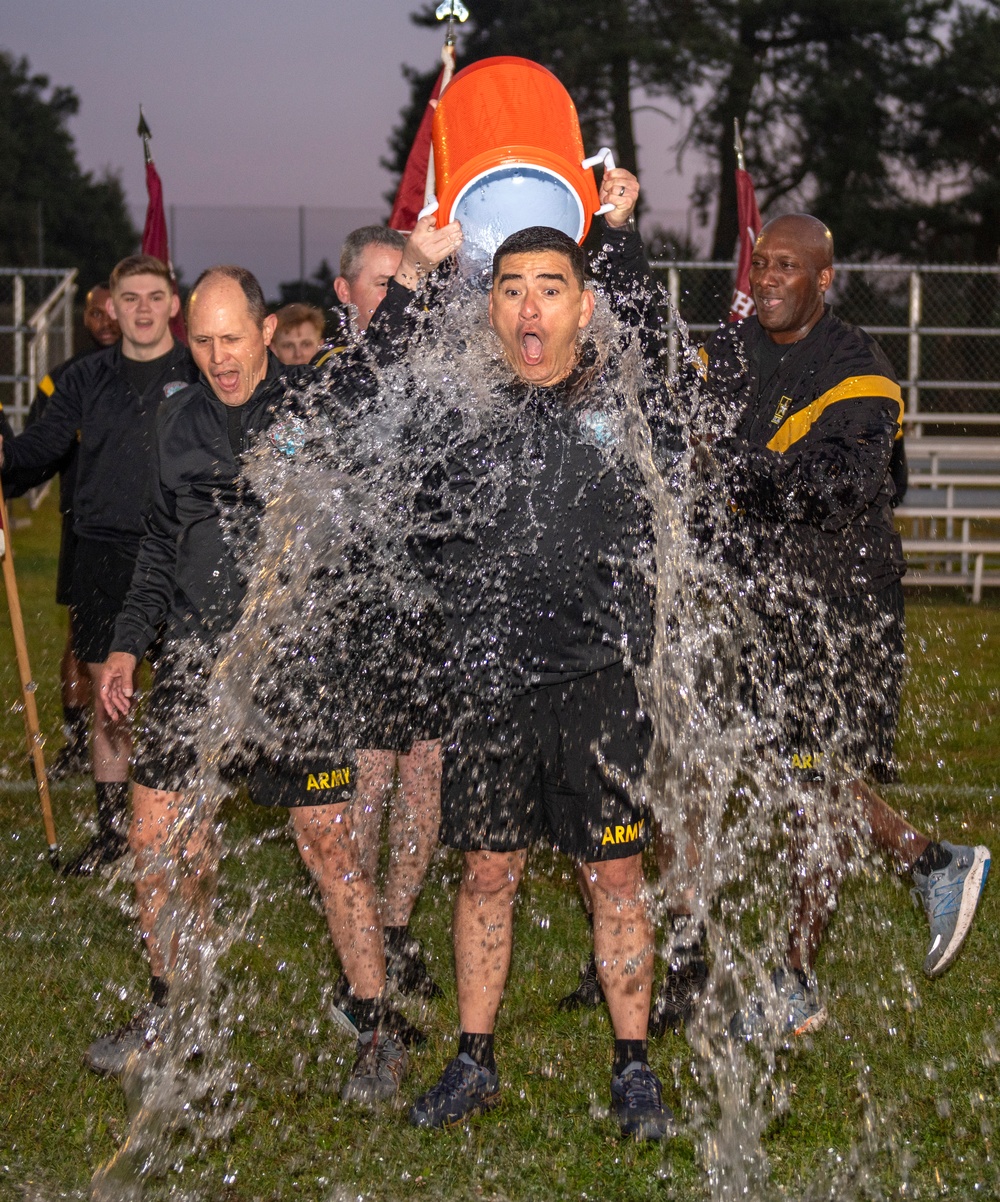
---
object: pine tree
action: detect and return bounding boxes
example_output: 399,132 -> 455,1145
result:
0,50 -> 137,284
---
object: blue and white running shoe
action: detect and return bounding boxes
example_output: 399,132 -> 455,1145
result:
912,841 -> 991,977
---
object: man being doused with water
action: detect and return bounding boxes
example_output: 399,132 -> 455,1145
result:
372,168 -> 674,1140
697,215 -> 990,1038
87,265 -> 435,1103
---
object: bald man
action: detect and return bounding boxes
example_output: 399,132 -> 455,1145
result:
85,266 -> 421,1104
699,215 -> 990,1038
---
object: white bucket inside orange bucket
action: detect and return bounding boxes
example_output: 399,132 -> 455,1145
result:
429,57 -> 614,258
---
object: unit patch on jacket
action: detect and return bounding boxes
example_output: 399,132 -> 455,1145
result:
771,395 -> 793,426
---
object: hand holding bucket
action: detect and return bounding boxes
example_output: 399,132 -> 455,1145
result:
428,57 -> 631,256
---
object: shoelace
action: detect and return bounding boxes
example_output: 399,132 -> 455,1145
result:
912,873 -> 962,919
430,1055 -> 485,1097
618,1065 -> 661,1110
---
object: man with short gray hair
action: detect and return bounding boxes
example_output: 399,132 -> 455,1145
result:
332,225 -> 406,333
320,223 -> 451,1006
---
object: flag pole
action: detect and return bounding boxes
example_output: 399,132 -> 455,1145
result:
137,105 -> 153,166
137,107 -> 187,342
0,479 -> 58,866
424,2 -> 469,210
734,117 -> 745,172
727,118 -> 762,322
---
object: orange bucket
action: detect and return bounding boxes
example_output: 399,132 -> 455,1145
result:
431,56 -> 606,253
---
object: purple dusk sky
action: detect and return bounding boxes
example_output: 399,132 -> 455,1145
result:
5,1 -> 696,214
5,1 -> 703,292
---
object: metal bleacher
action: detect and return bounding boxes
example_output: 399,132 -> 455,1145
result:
897,433 -> 1000,601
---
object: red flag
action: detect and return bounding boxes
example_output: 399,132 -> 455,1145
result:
142,157 -> 187,343
389,49 -> 456,233
728,167 -> 763,323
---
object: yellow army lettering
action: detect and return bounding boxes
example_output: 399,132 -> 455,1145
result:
601,818 -> 645,846
305,766 -> 352,791
790,752 -> 823,771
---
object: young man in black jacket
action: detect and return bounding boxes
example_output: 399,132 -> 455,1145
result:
9,283 -> 122,780
392,170 -> 673,1141
1,256 -> 196,874
87,266 -> 422,1104
703,215 -> 990,1036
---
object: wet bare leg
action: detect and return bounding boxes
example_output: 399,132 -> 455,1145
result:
131,783 -> 217,980
852,778 -> 929,870
351,750 -> 396,884
787,779 -> 932,972
587,853 -> 654,1039
383,739 -> 442,928
453,849 -> 526,1033
653,811 -> 704,918
62,625 -> 91,709
289,802 -> 385,997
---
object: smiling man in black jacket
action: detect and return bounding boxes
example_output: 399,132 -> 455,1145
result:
704,215 -> 990,1037
1,255 -> 196,874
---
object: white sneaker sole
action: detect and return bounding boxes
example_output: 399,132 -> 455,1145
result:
925,845 -> 991,977
791,1004 -> 828,1037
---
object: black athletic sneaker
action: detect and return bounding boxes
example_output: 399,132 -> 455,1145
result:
341,1030 -> 409,1104
338,1000 -> 426,1049
48,740 -> 90,781
61,830 -> 129,877
409,1053 -> 501,1128
649,957 -> 709,1036
84,1002 -> 167,1076
557,955 -> 605,1011
610,1061 -> 673,1141
386,935 -> 442,1000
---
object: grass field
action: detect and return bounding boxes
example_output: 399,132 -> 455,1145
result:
0,490 -> 997,1202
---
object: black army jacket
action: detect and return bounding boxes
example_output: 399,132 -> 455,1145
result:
705,308 -> 906,597
110,354 -> 299,659
2,341 -> 196,547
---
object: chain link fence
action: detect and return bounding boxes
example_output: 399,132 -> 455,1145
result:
150,204 -> 387,302
4,257 -> 1000,436
651,261 -> 1000,432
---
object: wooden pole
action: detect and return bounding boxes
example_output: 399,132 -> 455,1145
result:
0,479 -> 58,866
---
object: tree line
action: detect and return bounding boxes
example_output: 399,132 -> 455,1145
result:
387,0 -> 1000,263
0,50 -> 136,286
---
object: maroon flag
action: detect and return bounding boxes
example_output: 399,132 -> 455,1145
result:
728,166 -> 763,323
389,46 -> 455,232
142,159 -> 169,264
138,110 -> 186,342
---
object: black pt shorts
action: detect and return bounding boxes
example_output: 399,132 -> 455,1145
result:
745,580 -> 905,779
441,659 -> 652,862
132,638 -> 356,808
70,536 -> 138,663
56,515 -> 77,607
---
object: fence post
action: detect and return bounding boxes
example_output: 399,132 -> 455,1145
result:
12,274 -> 24,422
908,270 -> 921,437
64,275 -> 76,362
667,266 -> 680,380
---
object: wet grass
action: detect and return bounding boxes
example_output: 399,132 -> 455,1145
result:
0,493 -> 997,1201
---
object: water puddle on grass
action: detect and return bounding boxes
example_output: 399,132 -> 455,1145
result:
11,255 -> 997,1201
